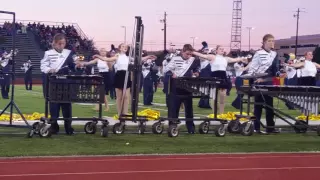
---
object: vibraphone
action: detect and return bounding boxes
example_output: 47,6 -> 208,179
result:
153,76 -> 228,137
30,74 -> 109,138
236,85 -> 320,135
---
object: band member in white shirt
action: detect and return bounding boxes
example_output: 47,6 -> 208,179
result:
82,48 -> 111,111
192,45 -> 248,115
232,60 -> 250,109
246,34 -> 280,134
40,33 -> 83,135
0,49 -> 12,99
89,43 -> 156,116
167,44 -> 200,134
21,57 -> 33,90
288,51 -> 320,86
198,48 -> 211,109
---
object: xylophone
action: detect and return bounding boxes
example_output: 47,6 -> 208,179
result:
237,85 -> 320,135
30,74 -> 109,138
154,77 -> 228,137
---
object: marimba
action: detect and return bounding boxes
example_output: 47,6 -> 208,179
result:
31,75 -> 109,138
236,85 -> 320,135
155,76 -> 229,137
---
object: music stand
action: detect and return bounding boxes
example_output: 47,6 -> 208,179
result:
0,10 -> 30,129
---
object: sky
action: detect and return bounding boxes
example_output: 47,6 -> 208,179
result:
1,0 -> 319,51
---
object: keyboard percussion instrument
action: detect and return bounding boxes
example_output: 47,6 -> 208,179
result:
236,84 -> 320,135
155,76 -> 229,137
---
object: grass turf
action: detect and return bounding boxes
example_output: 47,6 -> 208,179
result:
0,85 -> 319,157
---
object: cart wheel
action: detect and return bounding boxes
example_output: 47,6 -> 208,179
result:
100,126 -> 109,137
138,123 -> 146,135
32,122 -> 41,135
39,124 -> 52,138
240,121 -> 254,136
112,123 -> 124,134
40,116 -> 48,122
214,124 -> 226,137
317,125 -> 320,136
152,122 -> 164,134
84,122 -> 97,134
294,120 -> 308,133
227,120 -> 241,134
168,125 -> 179,137
27,129 -> 34,138
199,121 -> 210,134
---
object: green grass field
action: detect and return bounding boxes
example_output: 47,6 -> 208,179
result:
0,85 -> 319,157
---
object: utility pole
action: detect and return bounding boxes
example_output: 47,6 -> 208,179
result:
160,12 -> 167,51
246,27 -> 254,50
293,8 -> 305,56
190,37 -> 198,47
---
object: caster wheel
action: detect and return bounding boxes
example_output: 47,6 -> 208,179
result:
227,120 -> 241,134
32,122 -> 41,135
27,129 -> 34,138
199,121 -> 210,134
39,124 -> 52,138
138,123 -> 146,135
152,122 -> 164,134
40,116 -> 48,122
294,120 -> 308,133
112,123 -> 124,134
214,124 -> 226,137
168,125 -> 179,137
101,126 -> 109,137
240,121 -> 254,136
84,122 -> 97,134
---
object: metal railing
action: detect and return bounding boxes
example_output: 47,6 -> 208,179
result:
0,18 -> 88,40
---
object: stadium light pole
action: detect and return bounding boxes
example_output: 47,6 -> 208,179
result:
121,26 -> 126,44
246,27 -> 255,50
190,37 -> 198,47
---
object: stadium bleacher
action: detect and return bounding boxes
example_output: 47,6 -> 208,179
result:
0,20 -> 97,79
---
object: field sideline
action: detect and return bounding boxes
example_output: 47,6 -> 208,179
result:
0,85 -> 319,157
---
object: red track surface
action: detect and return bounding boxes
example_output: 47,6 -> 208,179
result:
0,153 -> 319,180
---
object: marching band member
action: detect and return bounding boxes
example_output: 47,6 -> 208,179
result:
1,49 -> 13,99
167,44 -> 200,134
192,45 -> 248,115
198,48 -> 211,109
247,34 -> 280,134
89,43 -> 156,116
231,60 -> 250,109
285,53 -> 298,86
21,57 -> 33,90
82,48 -> 110,111
40,33 -> 83,135
108,46 -> 117,99
162,50 -> 174,107
142,52 -> 155,105
288,51 -> 320,86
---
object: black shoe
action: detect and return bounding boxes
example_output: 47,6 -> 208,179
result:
268,129 -> 280,134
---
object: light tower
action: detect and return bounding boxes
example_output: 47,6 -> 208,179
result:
230,0 -> 242,53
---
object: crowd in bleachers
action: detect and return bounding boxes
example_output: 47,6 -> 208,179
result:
0,21 -> 95,55
26,22 -> 94,52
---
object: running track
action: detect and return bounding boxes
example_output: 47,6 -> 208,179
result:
0,153 -> 319,180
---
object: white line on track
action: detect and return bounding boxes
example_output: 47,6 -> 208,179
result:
0,151 -> 319,160
1,166 -> 320,177
1,154 -> 320,164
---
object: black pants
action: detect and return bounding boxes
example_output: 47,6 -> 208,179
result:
1,75 -> 10,99
169,90 -> 195,133
24,75 -> 32,90
254,94 -> 275,132
49,102 -> 73,134
42,73 -> 47,98
143,75 -> 154,105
